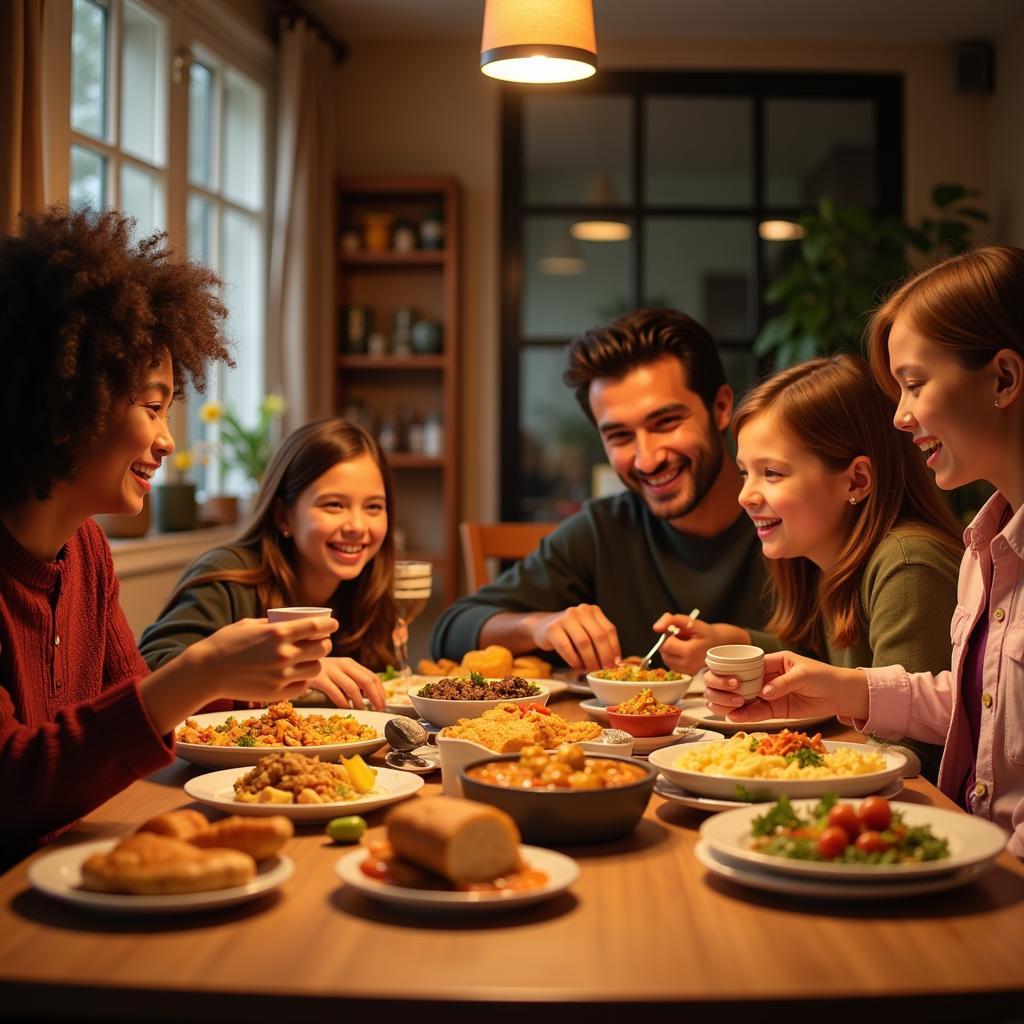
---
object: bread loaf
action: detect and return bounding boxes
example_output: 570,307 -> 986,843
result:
188,815 -> 293,861
80,833 -> 255,895
137,809 -> 209,840
387,796 -> 520,883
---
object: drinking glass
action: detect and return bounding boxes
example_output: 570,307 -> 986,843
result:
392,560 -> 433,677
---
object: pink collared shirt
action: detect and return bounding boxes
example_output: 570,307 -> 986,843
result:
841,490 -> 1024,857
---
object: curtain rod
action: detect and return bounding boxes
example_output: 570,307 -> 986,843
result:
274,1 -> 348,63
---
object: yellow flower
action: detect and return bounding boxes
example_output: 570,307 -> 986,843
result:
173,451 -> 195,473
199,402 -> 223,423
261,394 -> 286,417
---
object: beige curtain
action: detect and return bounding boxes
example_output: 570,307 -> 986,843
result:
0,0 -> 46,233
268,19 -> 338,430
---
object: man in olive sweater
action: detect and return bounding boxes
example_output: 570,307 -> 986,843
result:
431,308 -> 775,674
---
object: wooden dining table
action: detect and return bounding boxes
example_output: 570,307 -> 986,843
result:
1,692 -> 1022,1023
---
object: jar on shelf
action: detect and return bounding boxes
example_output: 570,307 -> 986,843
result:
423,412 -> 443,456
392,218 -> 417,253
343,306 -> 372,353
392,307 -> 415,356
367,331 -> 388,356
362,212 -> 394,252
340,225 -> 361,254
377,411 -> 400,454
406,411 -> 425,454
419,209 -> 444,250
410,319 -> 443,355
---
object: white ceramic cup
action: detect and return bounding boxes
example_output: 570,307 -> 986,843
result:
267,606 -> 334,622
706,644 -> 765,703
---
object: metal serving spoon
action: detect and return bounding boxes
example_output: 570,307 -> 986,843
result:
383,717 -> 433,770
638,607 -> 701,670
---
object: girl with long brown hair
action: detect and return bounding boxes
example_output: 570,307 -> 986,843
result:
141,418 -> 396,709
665,353 -> 962,779
706,246 -> 1024,855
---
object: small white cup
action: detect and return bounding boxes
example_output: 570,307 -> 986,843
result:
706,644 -> 765,703
267,606 -> 334,622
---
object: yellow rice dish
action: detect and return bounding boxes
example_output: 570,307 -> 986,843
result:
176,700 -> 378,748
443,702 -> 601,753
672,731 -> 886,780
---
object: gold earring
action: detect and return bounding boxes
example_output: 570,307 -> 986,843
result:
849,496 -> 857,506
281,529 -> 290,538
995,399 -> 1000,408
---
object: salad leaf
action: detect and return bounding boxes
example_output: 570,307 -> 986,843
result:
750,793 -> 801,836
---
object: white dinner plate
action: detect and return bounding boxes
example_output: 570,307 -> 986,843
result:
174,707 -> 397,769
335,844 -> 579,914
699,799 -> 1008,881
27,839 -> 293,915
648,739 -> 906,800
184,765 -> 424,821
655,775 -> 904,814
694,839 -> 994,900
676,698 -> 835,734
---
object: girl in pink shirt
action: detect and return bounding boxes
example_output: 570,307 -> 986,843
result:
706,245 -> 1024,856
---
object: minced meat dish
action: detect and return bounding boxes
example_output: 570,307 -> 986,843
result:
417,675 -> 541,700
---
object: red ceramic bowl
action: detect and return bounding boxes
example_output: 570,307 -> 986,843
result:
605,704 -> 682,737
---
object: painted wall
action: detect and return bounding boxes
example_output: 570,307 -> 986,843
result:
333,36 -> 1002,524
992,13 -> 1024,244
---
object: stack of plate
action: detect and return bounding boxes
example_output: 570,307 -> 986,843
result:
695,800 -> 1006,899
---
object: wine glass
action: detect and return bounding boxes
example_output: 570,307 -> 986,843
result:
392,560 -> 433,678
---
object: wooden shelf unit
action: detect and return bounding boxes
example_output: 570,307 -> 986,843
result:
335,176 -> 460,608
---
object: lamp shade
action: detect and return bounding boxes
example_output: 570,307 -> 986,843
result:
571,173 -> 631,241
481,0 -> 597,84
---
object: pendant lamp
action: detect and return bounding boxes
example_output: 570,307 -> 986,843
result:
571,173 -> 631,241
538,228 -> 586,275
481,0 -> 597,84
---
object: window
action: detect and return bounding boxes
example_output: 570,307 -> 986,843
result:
71,0 -> 168,236
67,0 -> 272,499
500,71 -> 902,521
185,54 -> 267,495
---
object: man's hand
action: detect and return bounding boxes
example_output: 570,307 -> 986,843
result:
529,604 -> 621,673
653,613 -> 749,675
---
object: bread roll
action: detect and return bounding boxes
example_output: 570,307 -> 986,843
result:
461,645 -> 515,679
136,809 -> 209,841
80,833 -> 255,895
512,655 -> 552,679
387,796 -> 520,883
188,815 -> 293,861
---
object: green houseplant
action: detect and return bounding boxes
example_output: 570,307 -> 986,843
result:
754,184 -> 990,368
199,393 -> 285,490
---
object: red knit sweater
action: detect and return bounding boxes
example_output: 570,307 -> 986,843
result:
0,518 -> 174,866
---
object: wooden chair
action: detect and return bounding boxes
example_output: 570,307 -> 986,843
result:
459,521 -> 556,591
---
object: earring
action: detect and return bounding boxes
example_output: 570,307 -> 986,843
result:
995,399 -> 1001,409
281,529 -> 290,538
849,496 -> 858,506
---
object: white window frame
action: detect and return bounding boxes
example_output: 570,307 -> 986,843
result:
45,0 -> 275,489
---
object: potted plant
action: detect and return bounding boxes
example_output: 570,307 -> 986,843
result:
198,394 -> 285,523
754,184 -> 990,368
151,450 -> 199,533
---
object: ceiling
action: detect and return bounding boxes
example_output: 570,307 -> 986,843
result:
303,0 -> 1024,45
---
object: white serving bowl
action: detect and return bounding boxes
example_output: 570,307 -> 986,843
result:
585,672 -> 690,706
436,726 -> 631,797
408,682 -> 550,728
648,739 -> 907,800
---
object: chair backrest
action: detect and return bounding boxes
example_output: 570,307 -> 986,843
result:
459,521 -> 556,591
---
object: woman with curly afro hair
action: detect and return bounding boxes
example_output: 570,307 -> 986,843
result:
0,207 -> 336,867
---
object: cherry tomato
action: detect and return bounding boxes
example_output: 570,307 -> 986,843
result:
817,826 -> 851,859
858,795 -> 892,832
855,830 -> 889,854
827,803 -> 860,837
